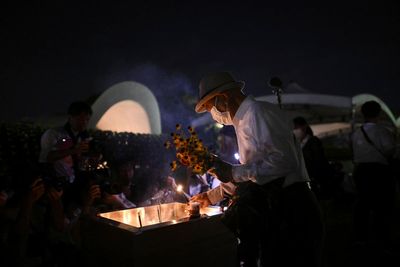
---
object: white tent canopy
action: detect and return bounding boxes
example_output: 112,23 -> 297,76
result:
256,93 -> 352,108
191,93 -> 399,137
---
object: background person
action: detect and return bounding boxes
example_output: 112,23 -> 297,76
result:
352,100 -> 396,250
39,101 -> 93,184
293,116 -> 338,200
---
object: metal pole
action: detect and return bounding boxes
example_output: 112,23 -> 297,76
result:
269,77 -> 284,109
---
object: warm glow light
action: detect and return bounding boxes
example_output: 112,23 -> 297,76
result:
176,185 -> 183,192
310,122 -> 351,138
96,100 -> 151,133
122,209 -> 132,225
98,202 -> 222,228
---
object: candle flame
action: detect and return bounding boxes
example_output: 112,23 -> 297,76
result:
176,184 -> 183,192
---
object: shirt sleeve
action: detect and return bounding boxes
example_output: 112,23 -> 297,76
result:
231,107 -> 294,185
39,129 -> 59,162
378,126 -> 396,158
231,150 -> 288,184
206,182 -> 236,205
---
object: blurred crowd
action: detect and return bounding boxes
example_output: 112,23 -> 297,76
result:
0,97 -> 399,267
0,102 -> 183,266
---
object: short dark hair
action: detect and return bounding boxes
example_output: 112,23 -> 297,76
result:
67,101 -> 93,116
293,116 -> 308,127
293,116 -> 314,136
361,101 -> 381,119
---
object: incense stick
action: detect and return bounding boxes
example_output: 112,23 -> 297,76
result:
176,184 -> 191,202
138,212 -> 143,228
157,203 -> 162,223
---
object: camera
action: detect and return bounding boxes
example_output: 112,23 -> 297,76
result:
92,170 -> 122,195
99,180 -> 122,195
42,175 -> 68,192
78,168 -> 122,195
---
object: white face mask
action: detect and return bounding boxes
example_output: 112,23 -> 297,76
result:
293,128 -> 305,141
210,97 -> 233,125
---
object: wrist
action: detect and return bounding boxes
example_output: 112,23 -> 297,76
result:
70,147 -> 78,155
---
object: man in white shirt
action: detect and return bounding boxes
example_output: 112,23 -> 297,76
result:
39,102 -> 101,220
191,72 -> 323,267
39,102 -> 93,183
352,100 -> 396,247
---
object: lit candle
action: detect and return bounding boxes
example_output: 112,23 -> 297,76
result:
188,201 -> 200,218
176,184 -> 183,192
176,184 -> 190,201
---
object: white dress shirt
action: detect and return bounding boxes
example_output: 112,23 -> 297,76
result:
39,127 -> 75,183
39,127 -> 71,163
207,95 -> 309,204
352,122 -> 395,165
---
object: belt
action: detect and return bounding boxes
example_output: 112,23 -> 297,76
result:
258,177 -> 286,206
261,176 -> 285,191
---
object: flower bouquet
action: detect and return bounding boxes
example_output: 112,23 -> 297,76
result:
165,124 -> 214,174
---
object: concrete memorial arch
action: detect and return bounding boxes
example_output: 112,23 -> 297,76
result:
89,81 -> 161,134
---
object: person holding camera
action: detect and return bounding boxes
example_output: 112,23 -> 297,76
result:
101,160 -> 136,211
1,161 -> 70,266
191,72 -> 323,267
38,102 -> 101,255
39,101 -> 93,184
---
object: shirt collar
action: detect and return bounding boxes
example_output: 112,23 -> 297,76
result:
363,122 -> 376,130
233,95 -> 255,125
301,135 -> 311,148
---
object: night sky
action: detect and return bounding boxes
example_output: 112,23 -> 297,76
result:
2,1 -> 400,125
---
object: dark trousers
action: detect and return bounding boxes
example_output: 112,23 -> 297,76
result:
231,181 -> 324,267
262,182 -> 324,267
353,162 -> 396,244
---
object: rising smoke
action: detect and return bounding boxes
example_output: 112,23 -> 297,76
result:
97,63 -> 199,134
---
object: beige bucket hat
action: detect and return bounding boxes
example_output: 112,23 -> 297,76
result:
195,72 -> 245,113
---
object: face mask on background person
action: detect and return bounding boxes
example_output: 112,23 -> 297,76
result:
210,97 -> 233,125
293,128 -> 305,141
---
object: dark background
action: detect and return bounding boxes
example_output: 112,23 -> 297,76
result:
2,1 -> 400,127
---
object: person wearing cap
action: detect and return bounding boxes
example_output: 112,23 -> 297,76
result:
191,72 -> 323,267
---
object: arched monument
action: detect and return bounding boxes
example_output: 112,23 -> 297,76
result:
89,81 -> 161,134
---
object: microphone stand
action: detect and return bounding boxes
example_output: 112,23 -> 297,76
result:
269,77 -> 284,109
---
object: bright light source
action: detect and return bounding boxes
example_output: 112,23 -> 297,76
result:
176,184 -> 183,192
234,153 -> 240,160
96,100 -> 151,133
215,123 -> 224,129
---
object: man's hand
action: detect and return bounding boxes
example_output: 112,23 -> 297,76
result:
84,185 -> 101,207
166,176 -> 177,190
102,192 -> 123,208
28,178 -> 45,203
73,140 -> 90,155
208,157 -> 233,183
190,192 -> 211,208
0,190 -> 9,207
47,187 -> 63,203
